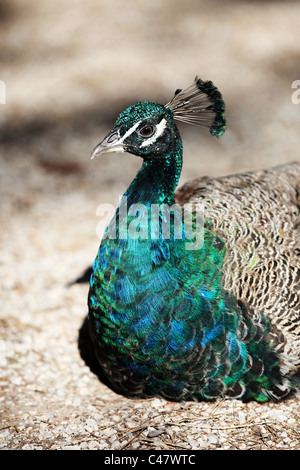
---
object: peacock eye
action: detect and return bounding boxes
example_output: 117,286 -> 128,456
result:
138,125 -> 155,138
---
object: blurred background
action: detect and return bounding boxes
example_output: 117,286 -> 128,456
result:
1,0 -> 300,258
1,0 -> 300,436
1,0 -> 300,252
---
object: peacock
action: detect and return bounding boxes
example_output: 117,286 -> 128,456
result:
87,76 -> 300,402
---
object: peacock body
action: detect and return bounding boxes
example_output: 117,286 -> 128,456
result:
88,77 -> 300,402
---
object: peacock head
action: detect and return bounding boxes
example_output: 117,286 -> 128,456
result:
91,101 -> 177,160
91,76 -> 226,161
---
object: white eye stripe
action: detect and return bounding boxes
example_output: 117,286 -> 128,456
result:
113,120 -> 143,146
140,118 -> 167,148
113,117 -> 167,148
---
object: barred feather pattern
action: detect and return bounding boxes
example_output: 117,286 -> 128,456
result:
175,162 -> 300,380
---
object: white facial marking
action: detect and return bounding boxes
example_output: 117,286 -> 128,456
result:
116,120 -> 142,146
141,118 -> 167,148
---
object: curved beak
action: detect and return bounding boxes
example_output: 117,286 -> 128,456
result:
90,128 -> 125,159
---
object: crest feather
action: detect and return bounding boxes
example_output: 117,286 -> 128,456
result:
165,76 -> 226,137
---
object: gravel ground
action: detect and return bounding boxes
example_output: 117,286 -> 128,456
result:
1,0 -> 300,451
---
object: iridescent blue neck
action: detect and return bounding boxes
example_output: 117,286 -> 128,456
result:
124,136 -> 183,207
